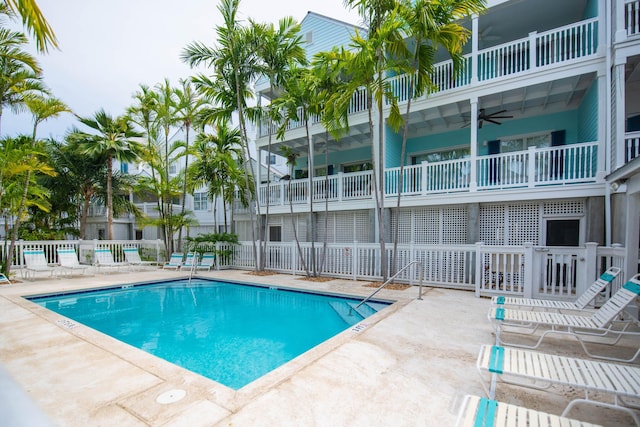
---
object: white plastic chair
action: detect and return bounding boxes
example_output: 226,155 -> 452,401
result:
123,247 -> 155,270
162,253 -> 183,270
93,247 -> 128,273
56,247 -> 88,277
23,249 -> 56,280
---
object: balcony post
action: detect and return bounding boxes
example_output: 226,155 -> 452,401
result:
469,99 -> 478,191
421,161 -> 428,196
471,15 -> 479,84
527,146 -> 536,188
614,61 -> 627,169
528,31 -> 537,72
338,172 -> 344,201
596,68 -> 608,181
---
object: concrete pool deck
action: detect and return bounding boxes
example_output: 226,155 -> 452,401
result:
0,268 -> 638,426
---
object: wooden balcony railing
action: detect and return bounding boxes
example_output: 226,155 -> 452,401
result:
625,131 -> 640,163
626,0 -> 640,36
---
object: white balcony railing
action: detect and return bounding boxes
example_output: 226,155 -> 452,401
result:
625,131 -> 640,163
258,18 -> 600,139
626,0 -> 640,36
258,142 -> 599,207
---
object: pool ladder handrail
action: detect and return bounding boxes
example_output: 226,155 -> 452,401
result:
353,260 -> 424,311
187,251 -> 198,285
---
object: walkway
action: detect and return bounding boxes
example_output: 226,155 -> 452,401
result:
0,269 -> 635,426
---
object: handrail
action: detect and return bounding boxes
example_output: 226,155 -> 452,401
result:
187,251 -> 198,285
354,260 -> 424,310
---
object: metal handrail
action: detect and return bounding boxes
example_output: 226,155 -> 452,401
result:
187,251 -> 198,285
354,260 -> 424,310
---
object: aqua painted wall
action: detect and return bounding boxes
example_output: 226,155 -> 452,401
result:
385,124 -> 404,168
577,80 -> 598,142
295,145 -> 372,175
300,13 -> 360,62
582,0 -> 597,19
394,110 -> 581,166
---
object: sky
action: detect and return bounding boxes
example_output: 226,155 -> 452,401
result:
5,0 -> 362,140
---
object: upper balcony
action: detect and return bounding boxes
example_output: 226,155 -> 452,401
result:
258,16 -> 600,141
258,141 -> 600,208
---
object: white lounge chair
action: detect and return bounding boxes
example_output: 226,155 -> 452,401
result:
197,253 -> 215,271
477,345 -> 640,426
93,247 -> 128,273
0,273 -> 11,284
489,274 -> 640,362
455,394 -> 602,427
491,266 -> 621,312
56,247 -> 89,277
23,249 -> 57,280
181,252 -> 197,271
162,253 -> 183,270
123,247 -> 156,270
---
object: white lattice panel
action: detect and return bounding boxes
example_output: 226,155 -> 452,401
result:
390,209 -> 413,244
442,207 -> 467,244
543,200 -> 584,215
234,220 -> 253,241
316,211 -> 370,243
479,204 -> 505,245
508,203 -> 540,245
414,207 -> 440,244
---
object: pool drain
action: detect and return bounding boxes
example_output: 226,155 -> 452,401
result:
156,389 -> 186,404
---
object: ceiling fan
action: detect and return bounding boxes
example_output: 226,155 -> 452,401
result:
463,109 -> 513,128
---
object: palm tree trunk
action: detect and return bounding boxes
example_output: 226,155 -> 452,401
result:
178,123 -> 191,250
106,156 -> 114,240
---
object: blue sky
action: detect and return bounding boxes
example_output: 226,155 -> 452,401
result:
5,0 -> 361,140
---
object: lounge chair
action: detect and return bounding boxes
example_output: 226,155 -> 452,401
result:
455,394 -> 602,427
181,252 -> 197,271
162,253 -> 183,270
477,345 -> 640,425
22,248 -> 57,280
0,273 -> 10,284
197,253 -> 215,271
56,247 -> 89,277
489,274 -> 640,362
123,247 -> 156,270
491,266 -> 621,312
93,247 -> 128,273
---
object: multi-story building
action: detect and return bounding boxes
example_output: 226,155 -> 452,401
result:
248,1 -> 640,278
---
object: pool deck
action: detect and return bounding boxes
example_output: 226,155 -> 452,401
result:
0,268 -> 638,426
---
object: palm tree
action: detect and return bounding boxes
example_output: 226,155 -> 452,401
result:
315,9 -> 407,281
188,123 -> 244,233
72,109 -> 142,240
182,0 -> 262,271
0,27 -> 46,135
389,0 -> 485,274
252,16 -> 305,269
4,94 -> 69,275
0,135 -> 55,275
3,0 -> 58,52
174,78 -> 205,246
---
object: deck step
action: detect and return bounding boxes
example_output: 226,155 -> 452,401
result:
328,301 -> 364,325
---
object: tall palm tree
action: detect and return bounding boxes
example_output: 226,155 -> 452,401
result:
315,9 -> 407,281
72,109 -> 142,240
174,78 -> 205,246
390,0 -> 485,274
0,27 -> 45,135
3,0 -> 58,52
182,0 -> 261,271
252,16 -> 305,269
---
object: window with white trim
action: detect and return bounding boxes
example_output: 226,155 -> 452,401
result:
193,192 -> 208,211
500,132 -> 550,153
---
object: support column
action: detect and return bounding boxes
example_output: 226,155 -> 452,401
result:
613,61 -> 627,169
596,68 -> 608,181
471,15 -> 479,84
469,98 -> 479,191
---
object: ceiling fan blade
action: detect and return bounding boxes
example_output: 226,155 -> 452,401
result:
478,120 -> 483,129
485,118 -> 502,125
488,115 -> 513,119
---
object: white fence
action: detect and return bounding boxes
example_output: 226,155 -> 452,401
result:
4,239 -> 626,301
216,241 -> 626,301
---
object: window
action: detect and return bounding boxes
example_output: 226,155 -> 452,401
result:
135,229 -> 143,240
500,132 -> 550,153
120,163 -> 128,173
193,192 -> 208,211
266,154 -> 276,165
98,229 -> 105,240
269,226 -> 282,242
545,219 -> 581,246
305,31 -> 313,44
412,148 -> 470,164
342,162 -> 373,173
169,163 -> 177,175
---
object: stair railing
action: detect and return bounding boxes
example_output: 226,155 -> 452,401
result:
353,260 -> 424,311
187,251 -> 198,285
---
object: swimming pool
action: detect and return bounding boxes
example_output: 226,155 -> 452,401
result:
29,278 -> 390,389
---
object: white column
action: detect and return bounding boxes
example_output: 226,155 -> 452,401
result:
471,15 -> 479,85
596,68 -> 608,181
614,61 -> 627,169
469,98 -> 478,191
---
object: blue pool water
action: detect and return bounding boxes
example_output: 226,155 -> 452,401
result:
29,278 -> 389,389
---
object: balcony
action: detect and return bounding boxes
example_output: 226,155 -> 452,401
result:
258,18 -> 599,139
257,142 -> 599,207
625,131 -> 640,163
